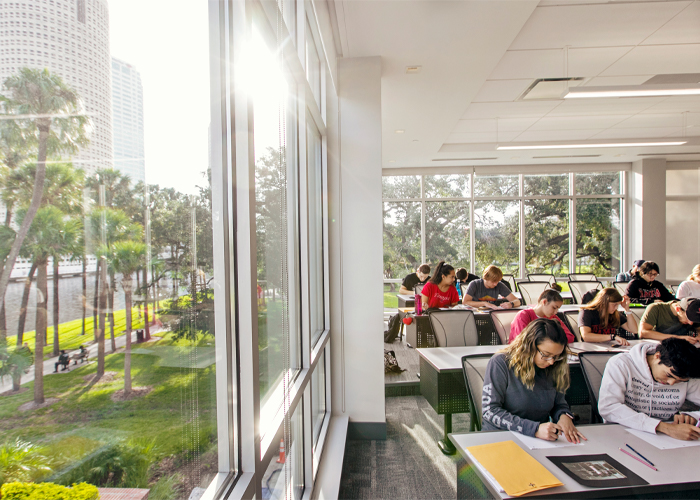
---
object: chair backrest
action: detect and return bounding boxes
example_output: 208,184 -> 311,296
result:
489,309 -> 521,345
568,281 -> 603,304
528,273 -> 556,285
502,274 -> 517,292
563,310 -> 582,342
671,284 -> 679,296
626,308 -> 644,329
578,352 -> 618,423
429,310 -> 478,347
569,273 -> 597,281
461,283 -> 469,298
613,282 -> 628,296
461,354 -> 493,431
414,283 -> 426,295
517,281 -> 549,306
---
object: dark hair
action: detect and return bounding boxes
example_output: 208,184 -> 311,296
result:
455,268 -> 468,281
418,264 -> 431,274
538,289 -> 563,304
657,338 -> 700,379
430,261 -> 455,285
639,261 -> 660,275
548,283 -> 562,292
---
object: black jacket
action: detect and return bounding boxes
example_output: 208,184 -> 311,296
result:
625,276 -> 674,304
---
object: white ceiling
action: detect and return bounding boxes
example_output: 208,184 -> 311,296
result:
332,0 -> 700,168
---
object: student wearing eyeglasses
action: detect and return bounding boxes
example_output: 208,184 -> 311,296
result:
481,318 -> 587,443
625,261 -> 674,305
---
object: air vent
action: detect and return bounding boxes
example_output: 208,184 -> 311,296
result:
518,78 -> 586,101
643,74 -> 700,85
532,155 -> 601,159
432,157 -> 497,161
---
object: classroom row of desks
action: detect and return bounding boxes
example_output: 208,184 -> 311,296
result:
397,291 -> 574,308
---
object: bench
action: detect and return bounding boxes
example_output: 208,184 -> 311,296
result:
71,350 -> 89,365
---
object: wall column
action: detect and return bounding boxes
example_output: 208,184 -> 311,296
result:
630,158 -> 667,280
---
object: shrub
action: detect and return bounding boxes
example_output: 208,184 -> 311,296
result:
148,474 -> 180,500
0,481 -> 98,500
0,439 -> 52,485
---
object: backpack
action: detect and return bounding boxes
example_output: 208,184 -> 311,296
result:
384,349 -> 405,374
384,313 -> 402,343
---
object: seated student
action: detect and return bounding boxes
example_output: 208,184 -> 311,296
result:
482,318 -> 586,443
639,297 -> 700,344
399,264 -> 430,295
420,261 -> 460,310
616,259 -> 644,283
625,261 -> 674,304
677,264 -> 700,299
54,350 -> 70,372
578,288 -> 637,345
509,289 -> 575,344
598,338 -> 700,441
463,265 -> 520,310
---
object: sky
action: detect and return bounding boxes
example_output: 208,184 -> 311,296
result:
108,1 -> 211,195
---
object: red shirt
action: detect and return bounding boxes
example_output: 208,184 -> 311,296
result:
508,308 -> 575,344
421,282 -> 459,309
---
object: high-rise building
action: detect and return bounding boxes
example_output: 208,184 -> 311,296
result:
0,0 -> 112,174
111,57 -> 145,184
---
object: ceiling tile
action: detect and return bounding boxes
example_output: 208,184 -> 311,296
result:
512,129 -> 600,142
639,96 -> 700,114
509,1 -> 689,49
461,100 -> 561,120
641,1 -> 700,45
601,44 -> 700,76
472,79 -> 533,102
488,49 -> 564,79
547,97 -> 666,116
568,47 -> 634,77
528,115 -> 628,131
443,131 -> 520,144
612,114 -> 688,129
452,117 -> 541,133
588,127 -> 683,139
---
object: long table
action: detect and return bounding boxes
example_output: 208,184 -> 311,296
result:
451,423 -> 700,499
417,340 -> 650,455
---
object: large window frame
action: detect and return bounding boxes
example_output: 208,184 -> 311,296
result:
382,169 -> 626,279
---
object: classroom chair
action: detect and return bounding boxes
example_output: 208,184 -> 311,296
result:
429,310 -> 478,347
461,354 -> 493,431
568,273 -> 597,281
562,310 -> 583,342
578,352 -> 618,424
568,280 -> 603,304
528,273 -> 556,285
489,309 -> 521,345
517,281 -> 550,306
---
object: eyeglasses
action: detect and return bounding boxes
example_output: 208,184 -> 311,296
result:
537,348 -> 566,362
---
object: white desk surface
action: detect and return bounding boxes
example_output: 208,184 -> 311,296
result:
417,340 -> 651,372
450,423 -> 700,499
397,294 -> 414,301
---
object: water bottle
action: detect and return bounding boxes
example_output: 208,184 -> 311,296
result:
415,292 -> 422,315
456,279 -> 462,300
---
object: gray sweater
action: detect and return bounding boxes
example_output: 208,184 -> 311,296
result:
481,353 -> 570,437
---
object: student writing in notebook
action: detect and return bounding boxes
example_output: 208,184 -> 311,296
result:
598,337 -> 700,441
482,318 -> 587,443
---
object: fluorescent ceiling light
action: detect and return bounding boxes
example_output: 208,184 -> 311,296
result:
563,83 -> 700,99
497,141 -> 687,151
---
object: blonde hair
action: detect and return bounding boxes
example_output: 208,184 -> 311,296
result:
499,319 -> 570,392
482,265 -> 503,282
582,288 -> 622,329
688,264 -> 700,282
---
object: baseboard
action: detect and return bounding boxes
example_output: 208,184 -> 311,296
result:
347,421 -> 387,440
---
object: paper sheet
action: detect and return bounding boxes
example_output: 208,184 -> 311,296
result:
626,428 -> 700,450
511,431 -> 585,450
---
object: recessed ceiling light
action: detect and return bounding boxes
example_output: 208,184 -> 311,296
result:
395,129 -> 405,134
388,160 -> 396,163
497,141 -> 687,150
563,84 -> 700,99
405,66 -> 422,74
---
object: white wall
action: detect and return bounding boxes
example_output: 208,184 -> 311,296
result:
328,56 -> 385,427
666,161 -> 700,282
631,158 -> 667,281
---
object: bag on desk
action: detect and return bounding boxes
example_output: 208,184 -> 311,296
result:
384,314 -> 401,343
384,350 -> 405,374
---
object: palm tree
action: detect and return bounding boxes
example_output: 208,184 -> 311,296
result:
108,240 -> 146,395
0,68 -> 90,307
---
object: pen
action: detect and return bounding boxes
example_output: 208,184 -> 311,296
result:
619,448 -> 658,471
626,443 -> 655,467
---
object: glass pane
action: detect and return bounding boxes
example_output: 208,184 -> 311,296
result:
425,201 -> 470,270
474,174 -> 519,197
283,0 -> 296,44
575,198 -> 622,276
252,28 -> 301,430
382,175 -> 421,199
576,172 -> 622,195
0,1 -> 220,494
307,117 -> 324,344
305,19 -> 321,106
262,405 -> 304,500
524,174 -> 569,196
312,353 -> 326,446
383,202 -> 421,280
424,174 -> 470,198
525,199 -> 569,276
383,282 -> 399,313
475,201 -> 520,275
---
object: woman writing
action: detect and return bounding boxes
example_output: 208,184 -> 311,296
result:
463,265 -> 520,310
578,288 -> 637,345
509,289 -> 575,344
482,318 -> 586,443
420,261 -> 460,310
677,265 -> 700,299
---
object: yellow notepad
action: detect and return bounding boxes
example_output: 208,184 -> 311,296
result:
467,440 -> 563,497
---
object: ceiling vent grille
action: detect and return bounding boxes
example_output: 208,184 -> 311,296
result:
518,78 -> 586,101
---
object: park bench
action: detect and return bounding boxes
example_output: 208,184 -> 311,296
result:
70,349 -> 89,365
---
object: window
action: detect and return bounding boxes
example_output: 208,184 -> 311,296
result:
475,199 -> 520,275
307,115 -> 325,344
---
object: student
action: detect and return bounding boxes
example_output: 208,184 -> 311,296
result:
639,297 -> 700,344
54,350 -> 70,372
598,338 -> 700,441
482,318 -> 586,443
676,264 -> 700,299
578,288 -> 637,345
398,264 -> 430,295
509,289 -> 575,344
616,259 -> 644,283
463,265 -> 520,310
420,261 -> 459,310
625,261 -> 674,304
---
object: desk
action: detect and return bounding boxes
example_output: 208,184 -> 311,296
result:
450,423 -> 700,499
397,294 -> 414,307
